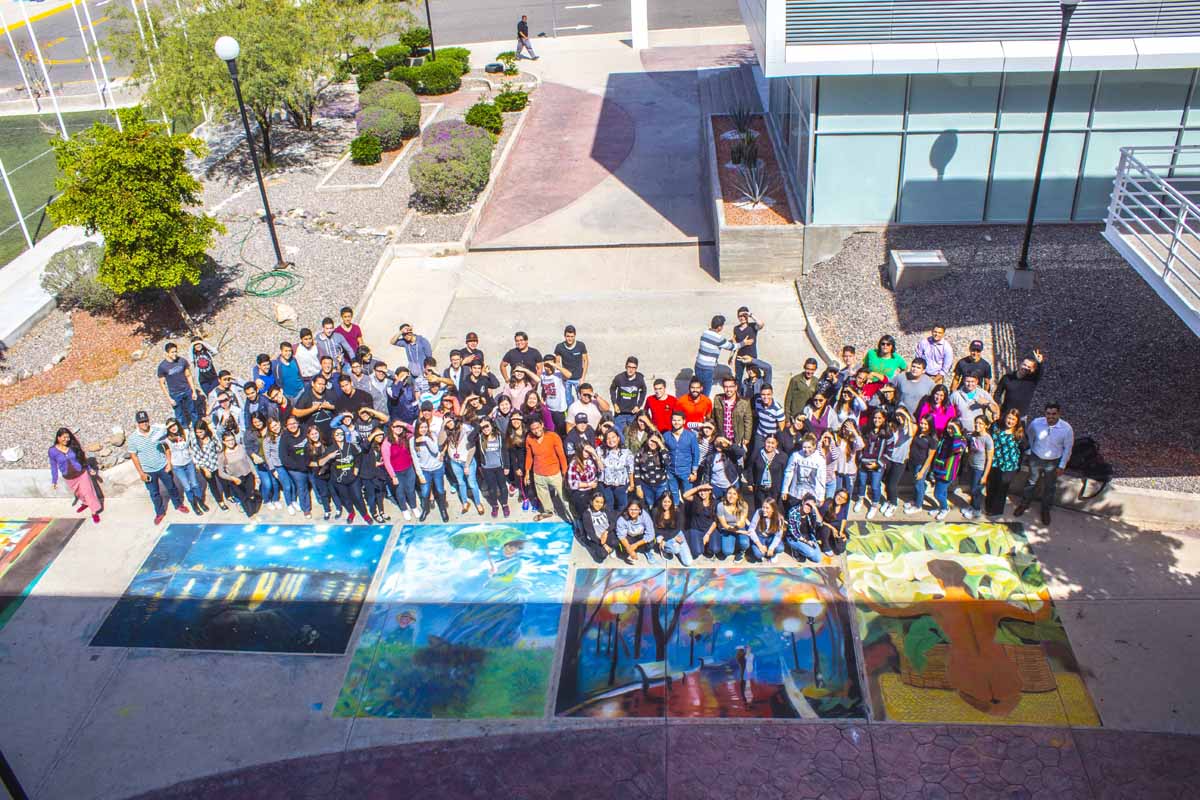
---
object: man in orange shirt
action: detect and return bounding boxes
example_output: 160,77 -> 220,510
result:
675,377 -> 713,431
524,418 -> 571,521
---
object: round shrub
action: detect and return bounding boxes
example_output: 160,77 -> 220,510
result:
410,146 -> 491,213
346,50 -> 375,74
465,101 -> 502,135
350,133 -> 383,165
376,43 -> 411,70
355,58 -> 387,90
40,242 -> 116,313
390,59 -> 462,95
494,89 -> 528,112
358,79 -> 419,115
356,102 -> 419,150
437,47 -> 472,74
421,120 -> 493,160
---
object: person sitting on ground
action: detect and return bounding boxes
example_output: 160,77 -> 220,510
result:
615,499 -> 658,564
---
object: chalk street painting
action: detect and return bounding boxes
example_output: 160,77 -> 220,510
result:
335,522 -> 573,718
555,567 -> 864,719
0,518 -> 81,631
847,521 -> 1100,727
91,523 -> 389,654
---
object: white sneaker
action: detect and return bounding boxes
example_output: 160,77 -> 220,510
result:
852,499 -> 864,513
962,508 -> 977,520
882,503 -> 896,518
866,506 -> 877,520
402,509 -> 413,521
935,510 -> 948,521
903,503 -> 918,515
287,504 -> 296,516
768,554 -> 778,563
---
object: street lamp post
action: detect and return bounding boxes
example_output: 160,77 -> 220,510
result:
213,36 -> 289,271
1010,0 -> 1080,290
424,1 -> 437,60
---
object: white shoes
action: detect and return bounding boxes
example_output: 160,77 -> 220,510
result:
402,509 -> 413,521
287,504 -> 296,516
882,503 -> 896,518
852,499 -> 864,513
962,508 -> 979,520
934,510 -> 949,521
903,502 -> 919,515
865,506 -> 877,520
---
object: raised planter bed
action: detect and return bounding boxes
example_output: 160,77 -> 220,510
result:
705,113 -> 804,281
316,103 -> 443,192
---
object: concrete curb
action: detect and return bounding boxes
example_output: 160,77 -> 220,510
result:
0,460 -> 143,500
791,281 -> 1200,528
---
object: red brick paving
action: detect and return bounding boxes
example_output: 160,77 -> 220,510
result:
471,81 -> 636,245
133,723 -> 1200,800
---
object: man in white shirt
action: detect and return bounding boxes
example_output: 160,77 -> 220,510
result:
295,328 -> 323,383
1015,402 -> 1074,525
781,435 -> 826,509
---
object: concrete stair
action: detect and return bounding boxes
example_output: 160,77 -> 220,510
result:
698,64 -> 762,117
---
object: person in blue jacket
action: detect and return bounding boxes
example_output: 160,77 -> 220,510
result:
662,410 -> 699,504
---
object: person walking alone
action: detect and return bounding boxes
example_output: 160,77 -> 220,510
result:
49,428 -> 102,523
517,14 -> 539,60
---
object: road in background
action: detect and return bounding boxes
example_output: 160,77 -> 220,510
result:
0,0 -> 129,102
429,0 -> 742,47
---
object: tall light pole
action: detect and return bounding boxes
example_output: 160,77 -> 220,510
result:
424,1 -> 436,60
1010,0 -> 1080,289
214,36 -> 289,270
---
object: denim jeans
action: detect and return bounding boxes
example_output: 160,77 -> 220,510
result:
448,459 -> 482,505
854,468 -> 883,504
613,413 -> 635,438
1021,456 -> 1060,510
170,390 -> 197,427
389,468 -> 419,511
254,465 -> 279,503
685,528 -> 708,560
284,468 -> 312,513
836,472 -> 856,497
911,463 -> 928,509
666,473 -> 694,504
693,362 -> 715,395
173,462 -> 202,506
661,535 -> 693,565
143,467 -> 183,517
785,537 -> 822,563
638,480 -> 669,510
564,379 -> 580,406
968,465 -> 987,511
418,465 -> 447,503
312,473 -> 336,513
933,478 -> 953,512
275,468 -> 295,507
619,534 -> 659,564
824,477 -> 837,501
600,483 -> 629,514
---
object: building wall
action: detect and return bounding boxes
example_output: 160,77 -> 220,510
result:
768,67 -> 1200,225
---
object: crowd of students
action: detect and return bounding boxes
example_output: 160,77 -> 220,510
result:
50,309 -> 1075,565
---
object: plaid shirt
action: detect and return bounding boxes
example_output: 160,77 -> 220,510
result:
191,437 -> 222,472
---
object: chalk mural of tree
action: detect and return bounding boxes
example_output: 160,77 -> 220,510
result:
651,570 -> 724,661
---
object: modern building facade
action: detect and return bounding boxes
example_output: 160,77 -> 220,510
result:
738,0 -> 1200,226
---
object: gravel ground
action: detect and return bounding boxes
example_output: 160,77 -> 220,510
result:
0,308 -> 73,379
0,84 -> 525,471
800,223 -> 1200,493
323,104 -> 441,187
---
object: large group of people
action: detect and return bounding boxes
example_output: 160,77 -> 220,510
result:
50,308 -> 1075,565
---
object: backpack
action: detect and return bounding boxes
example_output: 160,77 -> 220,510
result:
1066,436 -> 1113,499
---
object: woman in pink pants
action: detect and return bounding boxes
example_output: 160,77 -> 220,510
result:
48,428 -> 102,523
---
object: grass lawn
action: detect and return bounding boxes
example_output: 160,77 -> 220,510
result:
0,109 -> 121,267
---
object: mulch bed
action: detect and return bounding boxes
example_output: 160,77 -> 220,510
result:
712,115 -> 794,226
0,311 -> 143,407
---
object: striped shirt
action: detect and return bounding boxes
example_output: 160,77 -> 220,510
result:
695,329 -> 735,368
754,398 -> 786,438
127,425 -> 169,472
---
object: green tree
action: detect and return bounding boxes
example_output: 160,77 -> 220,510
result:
48,107 -> 224,334
108,0 -> 413,164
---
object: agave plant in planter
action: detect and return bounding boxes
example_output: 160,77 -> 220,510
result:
721,105 -> 758,140
731,162 -> 776,211
728,132 -> 759,170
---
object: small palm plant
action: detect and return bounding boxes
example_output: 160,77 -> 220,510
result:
730,132 -> 758,168
729,105 -> 756,135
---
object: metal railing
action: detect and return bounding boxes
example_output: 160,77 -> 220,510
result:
1103,145 -> 1200,335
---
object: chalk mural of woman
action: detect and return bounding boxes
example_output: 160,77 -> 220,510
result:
438,540 -> 531,648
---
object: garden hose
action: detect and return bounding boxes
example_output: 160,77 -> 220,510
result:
220,219 -> 304,331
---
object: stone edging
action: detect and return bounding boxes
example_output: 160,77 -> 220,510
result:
314,103 -> 445,192
792,280 -> 1200,527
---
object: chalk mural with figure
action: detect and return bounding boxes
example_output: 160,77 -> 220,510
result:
555,567 -> 864,719
846,521 -> 1100,726
335,522 -> 573,718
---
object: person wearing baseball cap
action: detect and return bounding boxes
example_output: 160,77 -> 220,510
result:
952,339 -> 994,393
127,410 -> 186,525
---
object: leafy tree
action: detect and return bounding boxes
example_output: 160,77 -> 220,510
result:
108,0 -> 413,165
48,108 -> 224,334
